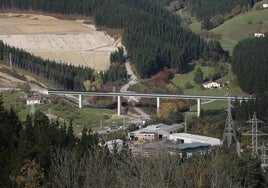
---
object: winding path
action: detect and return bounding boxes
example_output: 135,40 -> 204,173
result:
120,61 -> 150,120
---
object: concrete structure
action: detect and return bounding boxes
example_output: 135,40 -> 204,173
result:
157,97 -> 160,113
117,96 -> 121,115
169,133 -> 221,146
128,123 -> 184,140
202,81 -> 221,89
48,90 -> 250,117
79,94 -> 83,108
263,3 -> 268,8
197,98 -> 201,117
254,32 -> 265,38
26,96 -> 44,105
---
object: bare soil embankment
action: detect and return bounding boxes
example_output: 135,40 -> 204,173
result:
0,13 -> 122,71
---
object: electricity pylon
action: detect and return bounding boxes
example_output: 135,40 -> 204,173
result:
222,98 -> 241,156
260,142 -> 268,168
243,112 -> 265,156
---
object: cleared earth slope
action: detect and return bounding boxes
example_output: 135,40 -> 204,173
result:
0,13 -> 120,70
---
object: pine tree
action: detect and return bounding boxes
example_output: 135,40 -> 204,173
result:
194,67 -> 204,84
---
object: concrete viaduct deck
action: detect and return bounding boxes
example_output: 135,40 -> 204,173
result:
47,90 -> 251,117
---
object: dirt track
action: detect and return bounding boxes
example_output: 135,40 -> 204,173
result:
0,13 -> 120,70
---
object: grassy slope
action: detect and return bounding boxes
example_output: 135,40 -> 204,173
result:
212,8 -> 268,53
171,5 -> 266,111
172,64 -> 249,110
17,101 -> 117,133
0,61 -> 119,133
172,65 -> 216,89
177,11 -> 202,33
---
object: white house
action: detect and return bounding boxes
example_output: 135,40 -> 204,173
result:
254,32 -> 265,37
169,133 -> 221,146
202,81 -> 221,89
263,3 -> 268,8
26,96 -> 44,105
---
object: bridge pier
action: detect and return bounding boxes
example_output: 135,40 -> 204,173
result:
79,95 -> 83,108
157,97 -> 160,114
197,98 -> 201,117
118,96 -> 121,115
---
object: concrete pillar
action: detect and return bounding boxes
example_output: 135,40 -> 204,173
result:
79,95 -> 83,108
157,97 -> 160,114
117,96 -> 121,115
197,98 -> 201,117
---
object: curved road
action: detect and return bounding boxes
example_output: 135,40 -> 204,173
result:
120,61 -> 150,120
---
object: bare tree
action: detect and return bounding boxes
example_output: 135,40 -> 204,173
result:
50,148 -> 84,188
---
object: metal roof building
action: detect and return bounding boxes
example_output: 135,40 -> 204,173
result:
128,123 -> 184,139
169,133 -> 221,146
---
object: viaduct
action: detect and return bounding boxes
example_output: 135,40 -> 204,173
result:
47,90 -> 251,117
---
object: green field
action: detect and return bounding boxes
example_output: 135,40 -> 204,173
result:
171,63 -> 249,110
177,11 -> 202,33
191,100 -> 228,111
172,65 -> 217,89
18,103 -> 119,133
212,8 -> 268,53
1,91 -> 120,133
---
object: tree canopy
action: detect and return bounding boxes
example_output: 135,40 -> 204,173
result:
0,41 -> 126,90
186,0 -> 260,29
231,36 -> 268,94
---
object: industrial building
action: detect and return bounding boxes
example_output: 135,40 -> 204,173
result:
134,141 -> 210,158
169,133 -> 221,146
128,123 -> 184,140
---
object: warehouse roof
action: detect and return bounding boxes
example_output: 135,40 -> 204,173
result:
169,133 -> 221,146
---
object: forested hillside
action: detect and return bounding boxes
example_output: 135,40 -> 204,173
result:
0,41 -> 127,90
184,0 -> 260,29
231,36 -> 268,94
0,0 -> 227,78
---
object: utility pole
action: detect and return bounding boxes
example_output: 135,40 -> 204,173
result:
222,98 -> 240,156
48,108 -> 52,125
9,53 -> 12,71
184,114 -> 187,133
